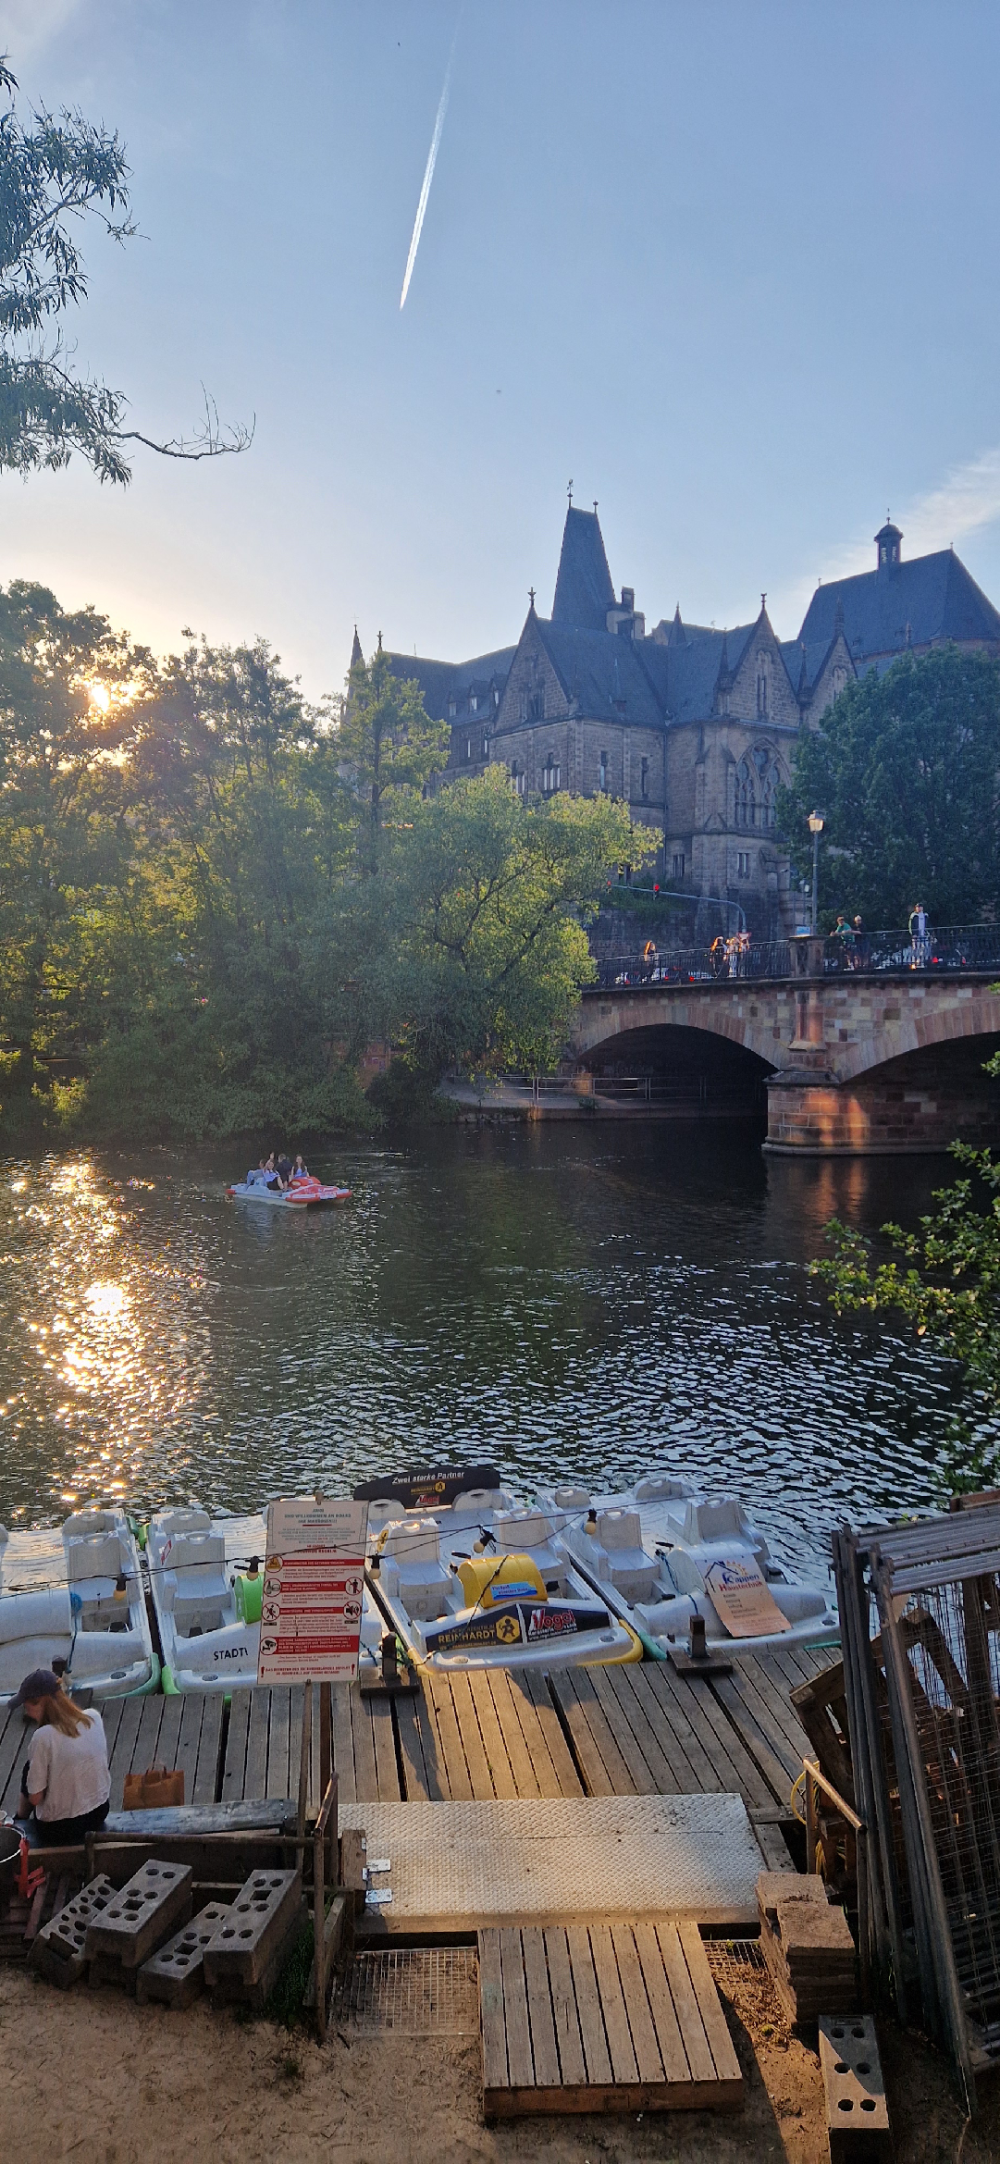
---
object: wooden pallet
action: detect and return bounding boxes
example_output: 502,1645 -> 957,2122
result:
478,1921 -> 743,2117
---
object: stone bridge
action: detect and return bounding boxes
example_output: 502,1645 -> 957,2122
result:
571,964 -> 1000,1153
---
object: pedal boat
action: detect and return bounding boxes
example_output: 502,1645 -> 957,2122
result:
0,1506 -> 158,1703
355,1465 -> 642,1672
541,1475 -> 840,1659
227,1176 -> 351,1208
148,1507 -> 385,1691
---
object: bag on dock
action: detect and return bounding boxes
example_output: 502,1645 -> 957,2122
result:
123,1763 -> 184,1810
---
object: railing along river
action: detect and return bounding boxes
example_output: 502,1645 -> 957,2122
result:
591,923 -> 1000,990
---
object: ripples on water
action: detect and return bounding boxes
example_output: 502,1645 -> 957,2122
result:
0,1127 -> 959,1575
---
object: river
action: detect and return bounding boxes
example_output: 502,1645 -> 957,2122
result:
0,1127 -> 958,1578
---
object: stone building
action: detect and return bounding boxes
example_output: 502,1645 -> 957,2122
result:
384,506 -> 1000,935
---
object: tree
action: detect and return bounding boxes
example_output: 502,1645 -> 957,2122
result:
368,767 -> 644,1091
0,56 -> 250,482
812,1143 -> 1000,1493
779,646 -> 1000,926
336,643 -> 450,873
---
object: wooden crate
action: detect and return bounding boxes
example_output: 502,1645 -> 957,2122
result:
479,1921 -> 743,2118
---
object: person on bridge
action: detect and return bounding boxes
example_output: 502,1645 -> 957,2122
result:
710,934 -> 727,978
909,902 -> 929,967
852,916 -> 868,969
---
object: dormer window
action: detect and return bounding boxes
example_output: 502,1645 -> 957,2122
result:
469,693 -> 478,714
447,697 -> 457,718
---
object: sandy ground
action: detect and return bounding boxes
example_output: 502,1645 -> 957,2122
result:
1,1962 -> 998,2164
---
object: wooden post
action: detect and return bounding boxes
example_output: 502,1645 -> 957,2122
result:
319,1680 -> 332,1798
297,1680 -> 313,1843
805,1765 -> 817,1874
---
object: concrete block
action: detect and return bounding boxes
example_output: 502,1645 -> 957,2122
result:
135,1900 -> 232,2009
29,1876 -> 117,1988
203,1867 -> 302,1988
207,1903 -> 304,2011
819,2014 -> 891,2159
85,1859 -> 193,1970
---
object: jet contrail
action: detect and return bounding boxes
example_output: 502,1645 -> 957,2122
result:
399,22 -> 460,310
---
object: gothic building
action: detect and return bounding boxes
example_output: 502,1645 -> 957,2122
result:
384,506 -> 1000,934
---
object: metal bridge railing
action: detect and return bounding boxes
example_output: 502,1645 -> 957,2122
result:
590,925 -> 1000,991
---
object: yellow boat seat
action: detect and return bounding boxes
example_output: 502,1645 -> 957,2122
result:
456,1553 -> 546,1608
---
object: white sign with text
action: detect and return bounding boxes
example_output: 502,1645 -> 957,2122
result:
257,1495 -> 370,1683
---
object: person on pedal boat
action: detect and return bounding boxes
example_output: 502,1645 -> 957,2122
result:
290,1154 -> 310,1182
13,1668 -> 111,1847
275,1149 -> 293,1187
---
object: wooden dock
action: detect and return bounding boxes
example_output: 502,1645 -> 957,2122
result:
0,1639 -> 828,1828
479,1921 -> 744,2116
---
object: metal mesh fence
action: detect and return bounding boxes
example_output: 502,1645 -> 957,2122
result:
333,1947 -> 480,2035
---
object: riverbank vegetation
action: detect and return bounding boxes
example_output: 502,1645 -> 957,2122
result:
0,582 -> 641,1142
814,1142 -> 1000,1493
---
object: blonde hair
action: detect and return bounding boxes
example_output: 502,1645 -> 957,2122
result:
35,1692 -> 94,1738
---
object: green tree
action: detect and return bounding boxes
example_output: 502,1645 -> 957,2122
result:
0,56 -> 249,482
369,767 -> 643,1094
779,646 -> 1000,927
337,643 -> 450,873
812,1143 -> 1000,1493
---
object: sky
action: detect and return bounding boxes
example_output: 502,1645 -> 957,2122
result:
3,0 -> 1000,699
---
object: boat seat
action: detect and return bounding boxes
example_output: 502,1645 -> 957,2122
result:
65,1533 -> 124,1583
492,1509 -> 565,1587
589,1509 -> 659,1604
634,1474 -> 693,1503
161,1530 -> 226,1571
378,1519 -> 452,1620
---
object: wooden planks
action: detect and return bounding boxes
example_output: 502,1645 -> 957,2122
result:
397,1671 -> 583,1801
479,1921 -> 744,2117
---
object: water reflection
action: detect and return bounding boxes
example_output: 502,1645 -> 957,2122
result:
0,1128 -> 959,1575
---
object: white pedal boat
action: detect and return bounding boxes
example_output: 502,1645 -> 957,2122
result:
355,1464 -> 642,1672
227,1177 -> 351,1208
539,1476 -> 840,1659
0,1506 -> 157,1703
147,1507 -> 385,1691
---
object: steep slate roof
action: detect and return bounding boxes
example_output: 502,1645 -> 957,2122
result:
665,623 -> 756,723
798,548 -> 1000,659
779,637 -> 833,697
383,645 -> 515,720
535,620 -> 664,730
551,507 -> 616,631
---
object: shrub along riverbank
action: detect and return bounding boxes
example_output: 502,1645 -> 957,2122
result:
0,582 -> 644,1141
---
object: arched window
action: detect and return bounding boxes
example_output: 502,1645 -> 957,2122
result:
735,746 -> 779,829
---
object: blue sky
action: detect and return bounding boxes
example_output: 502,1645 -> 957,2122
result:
2,0 -> 1000,698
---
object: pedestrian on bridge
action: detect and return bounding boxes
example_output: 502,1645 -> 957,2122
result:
909,902 -> 929,967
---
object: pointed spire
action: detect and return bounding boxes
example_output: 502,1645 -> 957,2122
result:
758,591 -> 769,620
668,603 -> 687,648
377,630 -> 383,652
350,625 -> 363,671
551,503 -> 615,628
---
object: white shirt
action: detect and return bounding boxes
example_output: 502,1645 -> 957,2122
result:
28,1710 -> 110,1821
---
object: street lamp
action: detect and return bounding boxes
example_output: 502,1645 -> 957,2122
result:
807,811 -> 825,934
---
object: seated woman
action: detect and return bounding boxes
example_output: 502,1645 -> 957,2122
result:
290,1153 -> 310,1181
13,1667 -> 111,1847
245,1158 -> 270,1187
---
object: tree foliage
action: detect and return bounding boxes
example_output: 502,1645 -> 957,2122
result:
0,55 -> 249,482
0,599 -> 637,1140
779,646 -> 1000,927
812,1143 -> 1000,1493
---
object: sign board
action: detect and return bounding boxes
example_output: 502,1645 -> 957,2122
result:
257,1495 -> 370,1684
703,1555 -> 791,1638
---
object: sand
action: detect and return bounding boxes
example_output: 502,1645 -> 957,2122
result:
1,1961 -> 997,2164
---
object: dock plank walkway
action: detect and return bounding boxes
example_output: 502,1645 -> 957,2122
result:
0,1641 -> 832,1819
479,1921 -> 743,2117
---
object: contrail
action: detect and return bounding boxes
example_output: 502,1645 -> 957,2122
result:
399,20 -> 460,310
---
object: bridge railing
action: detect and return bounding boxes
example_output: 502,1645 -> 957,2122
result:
590,925 -> 1000,991
592,943 -> 790,988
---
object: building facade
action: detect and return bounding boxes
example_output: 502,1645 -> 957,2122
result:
384,508 -> 1000,935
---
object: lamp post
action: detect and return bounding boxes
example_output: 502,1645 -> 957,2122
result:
807,810 -> 825,934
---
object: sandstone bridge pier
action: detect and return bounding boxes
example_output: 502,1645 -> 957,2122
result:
570,932 -> 1000,1154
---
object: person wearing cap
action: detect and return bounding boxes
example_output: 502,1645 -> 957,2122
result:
13,1668 -> 111,1845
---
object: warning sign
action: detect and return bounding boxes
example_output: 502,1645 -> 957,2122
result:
257,1495 -> 370,1683
704,1554 -> 791,1638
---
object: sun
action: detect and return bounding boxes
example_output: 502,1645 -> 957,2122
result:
88,683 -> 111,714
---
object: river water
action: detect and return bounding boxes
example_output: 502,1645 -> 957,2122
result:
0,1127 -> 958,1578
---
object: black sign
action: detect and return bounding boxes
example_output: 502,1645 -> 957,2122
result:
426,1603 -> 524,1652
352,1464 -> 503,1509
425,1599 -> 612,1655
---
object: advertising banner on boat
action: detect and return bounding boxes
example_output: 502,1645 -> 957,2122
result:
424,1599 -> 611,1655
703,1554 -> 791,1638
257,1495 -> 370,1683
